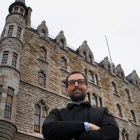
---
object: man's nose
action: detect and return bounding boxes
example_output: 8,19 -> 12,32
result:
75,81 -> 79,86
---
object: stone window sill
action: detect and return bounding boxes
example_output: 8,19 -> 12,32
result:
88,81 -> 101,88
38,58 -> 49,64
113,93 -> 120,97
60,68 -> 69,74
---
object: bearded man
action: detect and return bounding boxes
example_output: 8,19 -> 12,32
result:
42,71 -> 119,140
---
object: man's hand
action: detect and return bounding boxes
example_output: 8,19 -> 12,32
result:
88,123 -> 100,130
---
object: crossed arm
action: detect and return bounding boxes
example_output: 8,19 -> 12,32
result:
42,108 -> 119,140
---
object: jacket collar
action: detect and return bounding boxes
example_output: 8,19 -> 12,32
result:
67,101 -> 91,108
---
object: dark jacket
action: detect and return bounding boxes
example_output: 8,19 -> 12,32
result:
42,102 -> 119,140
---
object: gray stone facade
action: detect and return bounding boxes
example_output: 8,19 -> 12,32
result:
0,0 -> 140,140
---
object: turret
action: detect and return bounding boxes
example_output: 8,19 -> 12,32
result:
0,0 -> 28,139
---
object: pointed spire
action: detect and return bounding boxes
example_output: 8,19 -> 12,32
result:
15,0 -> 25,4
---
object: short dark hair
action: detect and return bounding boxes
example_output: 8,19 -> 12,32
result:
66,71 -> 88,88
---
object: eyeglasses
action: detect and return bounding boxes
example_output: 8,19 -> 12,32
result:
68,79 -> 85,86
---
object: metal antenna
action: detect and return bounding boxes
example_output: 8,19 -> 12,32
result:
105,35 -> 113,66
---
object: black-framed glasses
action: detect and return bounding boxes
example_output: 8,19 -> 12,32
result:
68,79 -> 85,86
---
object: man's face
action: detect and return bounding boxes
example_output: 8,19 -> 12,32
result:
66,73 -> 89,103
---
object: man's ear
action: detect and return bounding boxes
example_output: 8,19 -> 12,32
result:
86,86 -> 89,92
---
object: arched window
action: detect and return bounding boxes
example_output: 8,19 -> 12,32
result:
83,52 -> 86,59
61,81 -> 67,96
125,89 -> 130,100
99,97 -> 102,107
61,57 -> 67,70
34,101 -> 47,133
38,72 -> 45,87
121,72 -> 124,79
60,40 -> 64,48
89,55 -> 92,63
41,30 -> 45,38
117,104 -> 122,117
87,93 -> 90,102
40,47 -> 46,60
121,129 -> 128,140
4,87 -> 14,119
92,94 -> 98,107
112,82 -> 117,94
131,110 -> 136,123
95,74 -> 99,85
89,71 -> 94,82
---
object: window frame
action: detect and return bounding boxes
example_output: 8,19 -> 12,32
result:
61,57 -> 67,70
4,87 -> 14,119
60,39 -> 64,48
131,110 -> 136,123
112,82 -> 117,94
40,47 -> 46,60
61,81 -> 67,97
92,94 -> 98,107
125,89 -> 131,100
89,71 -> 94,83
38,72 -> 45,88
16,27 -> 22,39
34,102 -> 47,133
2,51 -> 9,65
117,104 -> 122,118
41,30 -> 45,38
7,25 -> 14,37
11,52 -> 18,68
121,130 -> 129,140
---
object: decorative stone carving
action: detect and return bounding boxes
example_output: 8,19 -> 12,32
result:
55,30 -> 67,50
37,21 -> 49,41
78,41 -> 96,65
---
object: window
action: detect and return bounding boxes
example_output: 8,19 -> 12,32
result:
83,52 -> 86,59
40,47 -> 46,60
99,97 -> 102,107
61,57 -> 67,70
16,27 -> 22,39
60,40 -> 64,48
2,51 -> 9,65
0,86 -> 3,101
125,89 -> 130,100
34,101 -> 47,133
121,129 -> 128,140
38,72 -> 45,87
108,65 -> 110,71
89,71 -> 94,82
117,104 -> 122,117
7,25 -> 14,37
87,93 -> 90,102
95,74 -> 99,85
20,8 -> 24,15
14,7 -> 19,12
41,30 -> 45,38
89,55 -> 92,63
61,81 -> 67,97
112,82 -> 117,94
92,94 -> 97,107
131,110 -> 136,123
12,52 -> 18,68
4,87 -> 14,119
136,81 -> 138,87
121,72 -> 124,79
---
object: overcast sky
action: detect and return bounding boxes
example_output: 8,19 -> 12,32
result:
0,0 -> 140,77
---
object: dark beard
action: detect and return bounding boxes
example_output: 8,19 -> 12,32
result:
69,88 -> 87,102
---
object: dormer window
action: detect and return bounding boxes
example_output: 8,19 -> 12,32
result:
20,8 -> 24,15
89,55 -> 92,63
83,52 -> 86,59
60,40 -> 64,48
41,30 -> 45,38
14,7 -> 19,12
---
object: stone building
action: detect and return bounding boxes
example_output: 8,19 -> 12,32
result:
0,0 -> 140,140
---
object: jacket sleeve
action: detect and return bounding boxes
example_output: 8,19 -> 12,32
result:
79,108 -> 119,140
42,109 -> 85,140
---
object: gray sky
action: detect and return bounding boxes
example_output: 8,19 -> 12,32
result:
0,0 -> 140,77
